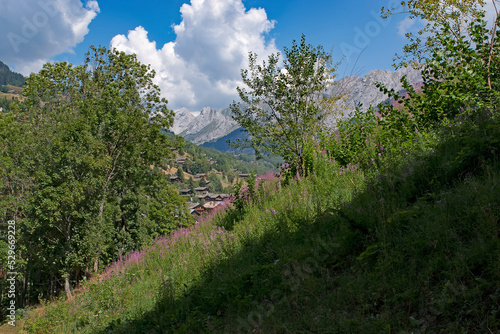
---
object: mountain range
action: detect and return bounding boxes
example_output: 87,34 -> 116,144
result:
170,67 -> 422,145
173,106 -> 240,145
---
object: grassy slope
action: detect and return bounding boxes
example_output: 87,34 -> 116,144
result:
20,113 -> 500,333
0,85 -> 24,102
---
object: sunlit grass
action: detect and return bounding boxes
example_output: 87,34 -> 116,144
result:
23,111 -> 500,333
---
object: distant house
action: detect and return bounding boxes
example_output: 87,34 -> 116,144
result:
179,189 -> 193,196
198,193 -> 229,202
239,173 -> 250,179
215,194 -> 230,201
230,168 -> 238,172
8,90 -> 17,94
194,187 -> 208,194
197,194 -> 211,201
176,157 -> 188,165
170,176 -> 181,183
194,173 -> 207,180
205,180 -> 211,185
188,202 -> 204,216
202,201 -> 220,213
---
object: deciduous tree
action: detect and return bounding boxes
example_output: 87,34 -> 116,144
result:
382,0 -> 494,67
231,35 -> 340,176
6,46 -> 178,300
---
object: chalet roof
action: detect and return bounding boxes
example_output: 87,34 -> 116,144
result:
180,189 -> 193,194
194,187 -> 208,192
198,193 -> 230,201
203,201 -> 220,210
190,209 -> 202,216
188,202 -> 202,210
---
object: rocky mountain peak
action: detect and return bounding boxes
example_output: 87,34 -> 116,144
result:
172,67 -> 423,144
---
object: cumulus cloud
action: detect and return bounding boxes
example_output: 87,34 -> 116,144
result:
111,0 -> 278,111
397,16 -> 418,37
0,0 -> 99,75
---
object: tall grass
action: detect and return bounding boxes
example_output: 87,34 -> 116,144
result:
22,110 -> 500,333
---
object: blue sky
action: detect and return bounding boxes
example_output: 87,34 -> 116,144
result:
0,0 -> 412,110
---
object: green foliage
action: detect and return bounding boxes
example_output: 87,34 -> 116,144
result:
207,172 -> 223,193
149,177 -> 193,236
198,178 -> 206,187
187,176 -> 195,190
0,46 -> 192,309
11,5 -> 500,333
22,107 -> 500,332
176,166 -> 184,180
325,13 -> 500,169
382,0 -> 488,68
231,34 -> 339,174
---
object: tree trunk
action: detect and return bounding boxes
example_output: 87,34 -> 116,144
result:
93,198 -> 106,273
64,268 -> 72,299
93,258 -> 99,273
65,218 -> 73,298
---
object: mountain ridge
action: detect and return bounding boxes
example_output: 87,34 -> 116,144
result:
172,67 -> 422,144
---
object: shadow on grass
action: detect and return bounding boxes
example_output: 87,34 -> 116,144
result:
97,112 -> 500,333
96,205 -> 364,333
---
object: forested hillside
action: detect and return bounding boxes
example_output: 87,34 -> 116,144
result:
0,61 -> 25,87
0,61 -> 24,113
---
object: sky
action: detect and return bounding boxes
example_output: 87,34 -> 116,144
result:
0,0 -> 494,111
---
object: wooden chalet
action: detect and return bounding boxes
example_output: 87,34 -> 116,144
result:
170,176 -> 181,183
202,201 -> 219,214
197,193 -> 229,202
188,202 -> 204,216
194,186 -> 208,194
194,173 -> 207,180
179,189 -> 193,196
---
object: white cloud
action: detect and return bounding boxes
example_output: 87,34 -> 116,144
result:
110,0 -> 278,111
397,16 -> 418,37
0,0 -> 99,75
